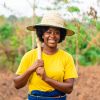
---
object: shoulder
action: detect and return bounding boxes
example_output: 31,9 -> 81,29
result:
58,49 -> 72,57
23,48 -> 37,58
58,49 -> 73,62
25,48 -> 37,55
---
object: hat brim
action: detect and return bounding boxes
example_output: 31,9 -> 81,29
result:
27,24 -> 75,36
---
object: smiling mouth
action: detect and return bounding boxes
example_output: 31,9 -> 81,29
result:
48,40 -> 56,43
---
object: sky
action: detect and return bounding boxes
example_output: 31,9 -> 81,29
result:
0,0 -> 100,18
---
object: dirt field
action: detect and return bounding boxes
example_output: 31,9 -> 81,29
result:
0,66 -> 100,100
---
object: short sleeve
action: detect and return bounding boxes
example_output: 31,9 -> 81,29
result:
16,52 -> 31,75
64,54 -> 78,80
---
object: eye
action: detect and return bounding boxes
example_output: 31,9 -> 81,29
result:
55,31 -> 60,35
45,30 -> 60,35
46,31 -> 52,34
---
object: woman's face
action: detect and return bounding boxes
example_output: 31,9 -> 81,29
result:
43,27 -> 60,48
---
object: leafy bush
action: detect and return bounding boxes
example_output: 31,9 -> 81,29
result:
65,21 -> 100,66
79,47 -> 100,66
0,23 -> 14,40
96,21 -> 100,31
24,34 -> 32,51
68,6 -> 80,13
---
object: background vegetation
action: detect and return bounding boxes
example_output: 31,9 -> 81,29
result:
0,0 -> 100,71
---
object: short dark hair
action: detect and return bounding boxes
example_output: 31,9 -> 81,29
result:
35,26 -> 66,43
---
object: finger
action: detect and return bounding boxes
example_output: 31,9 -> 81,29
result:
36,68 -> 42,76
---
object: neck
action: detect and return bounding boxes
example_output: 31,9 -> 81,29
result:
43,44 -> 58,55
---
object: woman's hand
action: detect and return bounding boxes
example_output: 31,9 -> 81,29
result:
36,67 -> 47,80
28,59 -> 44,72
13,59 -> 44,89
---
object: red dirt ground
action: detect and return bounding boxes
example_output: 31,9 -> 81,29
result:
0,66 -> 100,100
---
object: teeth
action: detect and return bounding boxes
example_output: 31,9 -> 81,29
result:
48,40 -> 55,43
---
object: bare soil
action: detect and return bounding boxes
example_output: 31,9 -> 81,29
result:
0,66 -> 100,100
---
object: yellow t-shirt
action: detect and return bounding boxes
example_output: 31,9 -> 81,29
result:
16,48 -> 78,92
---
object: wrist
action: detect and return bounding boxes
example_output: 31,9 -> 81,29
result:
42,75 -> 49,82
28,65 -> 37,73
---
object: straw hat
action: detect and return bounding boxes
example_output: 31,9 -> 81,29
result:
27,11 -> 75,36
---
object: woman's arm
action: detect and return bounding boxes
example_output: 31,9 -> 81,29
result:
36,67 -> 75,94
13,68 -> 35,89
44,77 -> 74,94
13,59 -> 44,89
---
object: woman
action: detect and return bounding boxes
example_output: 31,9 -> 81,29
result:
13,11 -> 78,100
